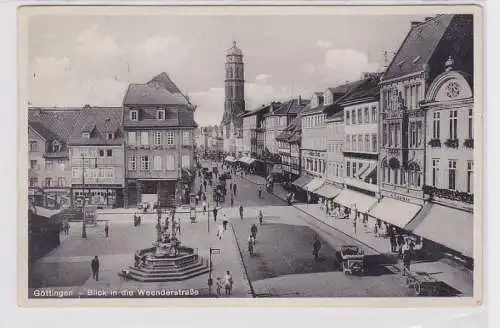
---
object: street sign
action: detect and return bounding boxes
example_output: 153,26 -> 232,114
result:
210,248 -> 221,254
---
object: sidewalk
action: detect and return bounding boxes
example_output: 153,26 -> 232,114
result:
242,174 -> 473,296
295,203 -> 473,296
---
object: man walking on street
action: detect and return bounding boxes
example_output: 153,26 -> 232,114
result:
239,205 -> 244,220
91,256 -> 100,281
104,221 -> 109,238
224,271 -> 233,296
213,207 -> 218,222
233,183 -> 237,197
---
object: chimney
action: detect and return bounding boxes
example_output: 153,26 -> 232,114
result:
298,95 -> 302,106
411,21 -> 422,28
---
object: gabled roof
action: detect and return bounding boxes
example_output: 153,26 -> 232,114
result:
269,98 -> 310,116
337,75 -> 380,105
29,121 -> 59,141
323,76 -> 378,117
382,15 -> 454,81
68,107 -> 124,146
123,72 -> 189,106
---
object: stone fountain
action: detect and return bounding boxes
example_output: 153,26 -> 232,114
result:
119,210 -> 208,282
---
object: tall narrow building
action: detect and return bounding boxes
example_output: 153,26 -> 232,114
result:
222,41 -> 246,149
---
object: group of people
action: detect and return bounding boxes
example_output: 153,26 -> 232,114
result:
215,270 -> 234,297
247,210 -> 264,256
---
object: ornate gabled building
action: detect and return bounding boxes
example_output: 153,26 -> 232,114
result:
122,72 -> 197,208
374,14 -> 473,257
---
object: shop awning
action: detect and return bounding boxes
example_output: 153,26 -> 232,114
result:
224,156 -> 235,162
411,204 -> 473,258
333,189 -> 378,213
292,175 -> 314,188
368,197 -> 422,229
34,206 -> 64,219
304,178 -> 325,192
271,164 -> 283,175
247,158 -> 256,165
314,183 -> 341,199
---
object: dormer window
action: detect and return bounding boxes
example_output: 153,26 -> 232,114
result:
130,110 -> 138,121
82,132 -> 90,139
107,133 -> 114,140
157,109 -> 165,120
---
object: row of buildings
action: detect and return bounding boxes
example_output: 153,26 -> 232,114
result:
28,73 -> 198,209
199,14 -> 475,260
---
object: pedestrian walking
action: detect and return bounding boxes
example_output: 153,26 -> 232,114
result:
258,185 -> 262,199
230,195 -> 234,207
213,207 -> 218,222
217,223 -> 224,240
195,194 -> 199,206
397,234 -> 404,257
91,256 -> 100,281
203,179 -> 207,190
258,210 -> 263,225
216,277 -> 223,297
251,223 -> 258,242
401,240 -> 412,276
248,235 -> 255,256
229,181 -> 233,195
224,271 -> 233,296
222,219 -> 228,231
233,183 -> 237,197
389,227 -> 397,252
239,205 -> 244,220
104,221 -> 109,238
176,217 -> 181,236
203,200 -> 207,214
312,237 -> 321,260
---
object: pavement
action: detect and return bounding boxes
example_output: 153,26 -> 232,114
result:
241,173 -> 474,297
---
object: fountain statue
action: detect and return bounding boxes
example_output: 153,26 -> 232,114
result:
120,207 -> 208,282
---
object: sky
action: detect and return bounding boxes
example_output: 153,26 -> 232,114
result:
28,13 -> 428,126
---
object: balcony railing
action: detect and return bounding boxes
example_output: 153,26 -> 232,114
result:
127,170 -> 179,180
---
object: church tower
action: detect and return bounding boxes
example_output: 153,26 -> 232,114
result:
222,41 -> 245,133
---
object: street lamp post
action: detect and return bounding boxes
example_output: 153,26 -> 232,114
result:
208,245 -> 213,296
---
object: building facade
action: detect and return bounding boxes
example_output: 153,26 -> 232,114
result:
122,73 -> 197,208
417,59 -> 474,258
373,15 -> 473,253
28,109 -> 78,208
326,110 -> 345,188
301,93 -> 326,178
68,106 -> 125,207
342,75 -> 380,196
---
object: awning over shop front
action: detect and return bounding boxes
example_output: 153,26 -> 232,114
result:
304,178 -> 325,192
271,164 -> 283,175
224,156 -> 235,162
292,175 -> 314,188
238,156 -> 250,164
368,197 -> 422,229
411,204 -> 473,258
247,158 -> 256,165
333,189 -> 378,213
314,183 -> 341,199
